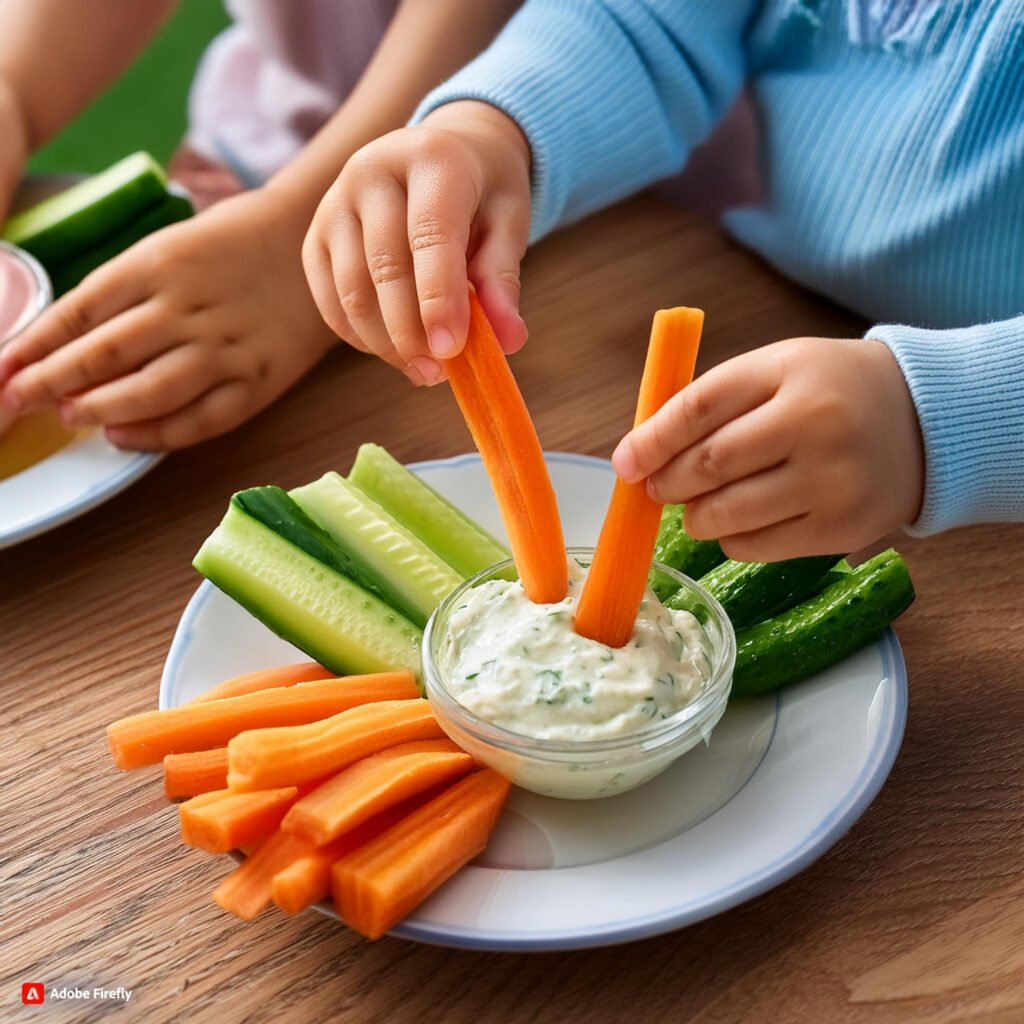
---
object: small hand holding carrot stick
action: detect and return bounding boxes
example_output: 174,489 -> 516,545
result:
574,308 -> 704,647
446,288 -> 567,604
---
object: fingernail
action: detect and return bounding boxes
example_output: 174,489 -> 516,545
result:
104,427 -> 129,449
410,356 -> 444,385
428,327 -> 457,357
646,477 -> 662,502
612,440 -> 641,483
404,363 -> 426,387
506,315 -> 529,354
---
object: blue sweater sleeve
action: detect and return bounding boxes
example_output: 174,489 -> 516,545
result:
868,317 -> 1024,535
412,0 -> 756,242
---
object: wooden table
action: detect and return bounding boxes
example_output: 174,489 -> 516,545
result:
4,195 -> 1022,1024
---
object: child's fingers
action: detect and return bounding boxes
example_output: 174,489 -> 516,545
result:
613,354 -> 784,483
474,277 -> 528,356
319,213 -> 414,380
406,159 -> 473,361
646,402 -> 793,504
2,304 -> 172,413
302,233 -> 351,345
717,514 -> 825,563
682,463 -> 809,541
468,202 -> 530,355
302,208 -> 389,365
359,180 -> 431,371
105,379 -> 256,451
59,344 -> 223,428
340,253 -> 426,381
0,257 -> 150,386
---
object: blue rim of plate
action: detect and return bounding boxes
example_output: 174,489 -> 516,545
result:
1,172 -> 164,550
394,639 -> 904,952
161,451 -> 908,952
0,448 -> 163,548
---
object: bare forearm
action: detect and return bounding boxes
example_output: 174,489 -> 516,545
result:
266,0 -> 522,216
0,0 -> 177,151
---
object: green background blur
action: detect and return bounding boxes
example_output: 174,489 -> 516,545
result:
28,0 -> 230,175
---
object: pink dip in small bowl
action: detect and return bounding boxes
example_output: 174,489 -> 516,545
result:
0,242 -> 51,345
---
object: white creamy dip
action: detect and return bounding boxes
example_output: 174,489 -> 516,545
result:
437,562 -> 710,742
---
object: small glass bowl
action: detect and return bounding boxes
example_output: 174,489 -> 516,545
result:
0,241 -> 52,346
422,547 -> 735,800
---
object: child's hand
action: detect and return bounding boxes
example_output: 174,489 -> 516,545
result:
612,338 -> 926,560
303,100 -> 532,386
0,188 -> 337,450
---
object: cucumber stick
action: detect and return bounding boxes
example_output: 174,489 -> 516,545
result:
3,152 -> 168,267
349,443 -> 509,578
731,548 -> 915,698
652,504 -> 725,600
232,486 -> 387,600
813,558 -> 853,593
194,496 -> 422,680
49,191 -> 193,296
291,472 -> 464,628
668,554 -> 842,629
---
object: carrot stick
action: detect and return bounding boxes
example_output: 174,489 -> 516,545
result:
177,789 -> 229,812
332,769 -> 511,940
189,662 -> 334,704
271,834 -> 372,917
163,748 -> 229,799
180,786 -> 299,854
107,672 -> 419,769
271,799 -> 423,916
446,289 -> 566,604
282,740 -> 475,846
575,308 -> 704,647
228,699 -> 444,792
213,829 -> 316,920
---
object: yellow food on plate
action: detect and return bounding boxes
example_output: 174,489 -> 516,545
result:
0,410 -> 81,480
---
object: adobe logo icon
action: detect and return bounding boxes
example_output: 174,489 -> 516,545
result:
21,983 -> 44,1005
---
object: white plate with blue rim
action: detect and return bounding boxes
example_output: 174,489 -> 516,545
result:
160,451 -> 907,951
0,415 -> 161,548
0,184 -> 163,549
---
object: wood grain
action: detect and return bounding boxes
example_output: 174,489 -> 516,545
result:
2,194 -> 1022,1024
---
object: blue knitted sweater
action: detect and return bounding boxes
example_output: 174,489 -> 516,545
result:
416,0 -> 1024,535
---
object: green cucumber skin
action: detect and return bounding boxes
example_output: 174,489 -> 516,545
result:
193,504 -> 422,680
290,472 -> 464,629
812,558 -> 853,594
673,554 -> 843,629
49,192 -> 192,296
730,549 -> 915,698
349,443 -> 509,578
231,486 -> 389,605
3,152 -> 168,267
652,504 -> 724,600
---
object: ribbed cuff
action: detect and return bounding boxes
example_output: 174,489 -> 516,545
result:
867,318 -> 1024,535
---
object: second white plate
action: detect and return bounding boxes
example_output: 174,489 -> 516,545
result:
0,429 -> 161,549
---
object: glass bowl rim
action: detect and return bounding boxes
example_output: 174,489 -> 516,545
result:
422,545 -> 736,757
0,241 -> 53,347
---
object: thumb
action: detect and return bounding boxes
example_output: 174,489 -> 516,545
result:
468,212 -> 529,355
